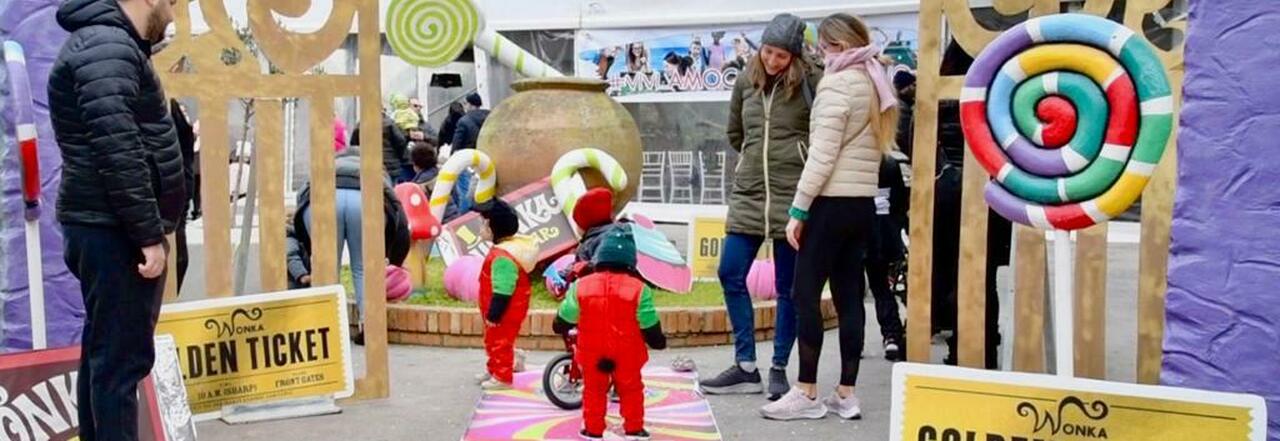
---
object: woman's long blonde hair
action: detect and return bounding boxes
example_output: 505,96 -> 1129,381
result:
744,47 -> 809,101
819,13 -> 899,153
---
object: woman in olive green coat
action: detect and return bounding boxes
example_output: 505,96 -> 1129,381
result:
700,13 -> 823,401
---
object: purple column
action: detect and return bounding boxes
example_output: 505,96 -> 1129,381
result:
1164,1 -> 1280,438
1,0 -> 82,352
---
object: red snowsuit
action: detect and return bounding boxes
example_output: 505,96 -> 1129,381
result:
479,240 -> 535,384
560,272 -> 657,435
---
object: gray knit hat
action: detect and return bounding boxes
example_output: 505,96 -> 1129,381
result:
761,13 -> 806,56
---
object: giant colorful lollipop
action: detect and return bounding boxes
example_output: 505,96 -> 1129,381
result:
960,14 -> 1173,378
386,0 -> 563,77
961,14 -> 1173,231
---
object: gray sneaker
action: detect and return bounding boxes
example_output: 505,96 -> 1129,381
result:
699,365 -> 763,395
766,367 -> 790,401
823,391 -> 863,420
760,388 -> 827,420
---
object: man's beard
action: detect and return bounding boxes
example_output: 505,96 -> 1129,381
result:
145,7 -> 171,45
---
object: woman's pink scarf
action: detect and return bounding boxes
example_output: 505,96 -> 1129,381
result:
824,45 -> 898,111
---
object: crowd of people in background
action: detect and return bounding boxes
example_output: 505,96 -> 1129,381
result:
286,91 -> 487,344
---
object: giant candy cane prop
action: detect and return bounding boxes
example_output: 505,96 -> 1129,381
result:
5,41 -> 46,350
550,148 -> 628,223
385,0 -> 563,77
430,149 -> 497,223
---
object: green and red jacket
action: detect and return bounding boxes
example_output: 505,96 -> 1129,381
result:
479,236 -> 539,324
554,270 -> 667,352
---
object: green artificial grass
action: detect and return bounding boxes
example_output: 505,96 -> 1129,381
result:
342,260 -> 726,310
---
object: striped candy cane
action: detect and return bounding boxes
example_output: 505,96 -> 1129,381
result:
4,41 -> 39,212
550,148 -> 628,219
430,149 -> 498,222
385,0 -> 563,77
5,40 -> 46,350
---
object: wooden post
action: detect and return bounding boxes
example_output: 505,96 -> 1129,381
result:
354,0 -> 390,400
257,100 -> 287,292
1013,226 -> 1047,373
957,149 -> 990,368
1128,0 -> 1186,387
202,99 -> 233,297
905,0 -> 943,363
1074,223 -> 1108,379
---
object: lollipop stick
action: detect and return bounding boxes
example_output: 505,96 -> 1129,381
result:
1052,229 -> 1074,377
26,217 -> 46,350
473,30 -> 564,78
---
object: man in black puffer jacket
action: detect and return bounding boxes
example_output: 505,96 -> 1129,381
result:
450,92 -> 490,151
47,0 -> 181,439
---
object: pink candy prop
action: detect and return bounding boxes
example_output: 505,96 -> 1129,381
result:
544,254 -> 575,293
386,265 -> 413,303
444,255 -> 485,303
747,259 -> 776,300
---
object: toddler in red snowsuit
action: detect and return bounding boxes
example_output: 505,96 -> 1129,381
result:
477,200 -> 538,390
554,228 -> 667,440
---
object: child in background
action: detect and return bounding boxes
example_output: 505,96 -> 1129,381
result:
554,229 -> 667,441
548,188 -> 625,298
865,152 -> 909,361
476,200 -> 539,390
410,141 -> 470,223
286,210 -> 311,289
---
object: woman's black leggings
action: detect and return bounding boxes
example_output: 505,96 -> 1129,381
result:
794,196 -> 876,387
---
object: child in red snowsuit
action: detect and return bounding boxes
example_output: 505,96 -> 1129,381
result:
554,229 -> 667,440
550,187 -> 627,298
477,200 -> 538,390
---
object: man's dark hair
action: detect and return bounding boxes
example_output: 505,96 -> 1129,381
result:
410,142 -> 437,170
465,93 -> 483,108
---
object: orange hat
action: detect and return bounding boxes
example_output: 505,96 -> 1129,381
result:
573,188 -> 614,230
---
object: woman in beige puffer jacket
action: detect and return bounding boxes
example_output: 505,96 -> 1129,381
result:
761,13 -> 902,421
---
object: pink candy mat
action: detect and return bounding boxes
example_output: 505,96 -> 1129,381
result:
463,366 -> 721,440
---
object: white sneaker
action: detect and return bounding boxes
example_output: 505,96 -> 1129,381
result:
480,378 -> 512,391
514,349 -> 527,373
759,388 -> 827,420
823,391 -> 863,420
474,372 -> 492,384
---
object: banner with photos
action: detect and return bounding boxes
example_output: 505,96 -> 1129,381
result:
574,21 -> 917,100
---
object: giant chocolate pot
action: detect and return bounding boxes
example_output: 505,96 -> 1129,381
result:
478,78 -> 642,212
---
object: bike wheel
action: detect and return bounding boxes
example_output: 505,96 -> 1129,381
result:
542,353 -> 583,410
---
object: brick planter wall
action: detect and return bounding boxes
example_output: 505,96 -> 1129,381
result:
356,297 -> 840,350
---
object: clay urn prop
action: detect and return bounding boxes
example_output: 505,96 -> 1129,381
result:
478,78 -> 642,213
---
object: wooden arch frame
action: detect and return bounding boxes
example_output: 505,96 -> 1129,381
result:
154,0 -> 390,401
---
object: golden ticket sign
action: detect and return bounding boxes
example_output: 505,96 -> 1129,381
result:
892,363 -> 1266,441
155,286 -> 354,416
686,216 -> 727,280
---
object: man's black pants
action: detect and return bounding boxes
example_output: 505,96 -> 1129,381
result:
64,225 -> 165,441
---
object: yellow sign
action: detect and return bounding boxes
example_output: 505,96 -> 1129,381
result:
687,216 -> 727,280
892,363 -> 1266,441
155,286 -> 353,416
